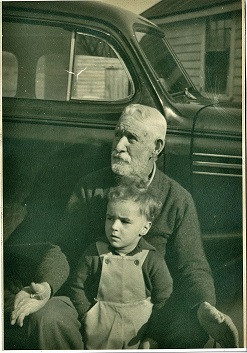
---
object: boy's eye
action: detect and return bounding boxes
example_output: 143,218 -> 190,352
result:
106,215 -> 113,220
121,218 -> 131,224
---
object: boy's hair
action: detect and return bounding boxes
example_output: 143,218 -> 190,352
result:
108,184 -> 162,222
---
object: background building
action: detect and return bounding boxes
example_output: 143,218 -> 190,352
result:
142,0 -> 242,102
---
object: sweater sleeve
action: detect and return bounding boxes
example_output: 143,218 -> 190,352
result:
145,251 -> 173,335
34,244 -> 70,295
4,242 -> 69,296
148,252 -> 173,308
68,244 -> 98,321
167,192 -> 216,309
29,185 -> 91,293
57,184 -> 92,270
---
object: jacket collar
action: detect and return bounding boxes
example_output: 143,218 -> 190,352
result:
98,237 -> 156,256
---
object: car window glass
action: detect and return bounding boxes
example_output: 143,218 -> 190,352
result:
36,54 -> 71,100
2,21 -> 133,102
2,22 -> 71,100
135,31 -> 194,96
71,33 -> 133,101
2,51 -> 18,97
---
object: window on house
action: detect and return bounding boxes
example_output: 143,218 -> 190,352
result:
205,15 -> 232,95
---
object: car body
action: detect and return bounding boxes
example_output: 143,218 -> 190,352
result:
2,0 -> 243,320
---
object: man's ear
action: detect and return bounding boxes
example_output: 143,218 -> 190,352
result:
154,139 -> 164,156
140,221 -> 152,236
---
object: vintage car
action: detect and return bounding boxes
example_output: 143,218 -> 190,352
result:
2,0 -> 243,345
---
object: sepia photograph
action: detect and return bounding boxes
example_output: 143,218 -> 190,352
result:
1,0 -> 245,350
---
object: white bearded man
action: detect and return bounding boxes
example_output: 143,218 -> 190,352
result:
7,104 -> 239,349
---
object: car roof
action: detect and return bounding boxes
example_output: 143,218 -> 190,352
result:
3,1 -> 160,34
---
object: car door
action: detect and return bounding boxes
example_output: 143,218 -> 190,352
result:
2,16 -> 158,241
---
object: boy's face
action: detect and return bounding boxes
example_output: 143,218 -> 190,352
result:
105,199 -> 151,255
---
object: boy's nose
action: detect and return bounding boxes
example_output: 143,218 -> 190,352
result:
111,219 -> 120,230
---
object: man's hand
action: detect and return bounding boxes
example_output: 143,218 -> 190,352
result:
197,301 -> 239,348
139,337 -> 158,349
11,282 -> 51,327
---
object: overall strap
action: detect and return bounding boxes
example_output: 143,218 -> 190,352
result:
134,249 -> 149,266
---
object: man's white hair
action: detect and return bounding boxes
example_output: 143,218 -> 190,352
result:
120,104 -> 167,144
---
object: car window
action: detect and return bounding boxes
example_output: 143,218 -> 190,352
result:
135,31 -> 195,97
2,21 -> 133,102
71,33 -> 133,100
2,51 -> 18,97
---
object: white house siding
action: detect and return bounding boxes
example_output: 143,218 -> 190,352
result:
159,12 -> 242,102
71,56 -> 129,100
232,13 -> 242,102
160,19 -> 205,91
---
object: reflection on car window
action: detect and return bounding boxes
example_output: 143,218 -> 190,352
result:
71,33 -> 133,101
36,54 -> 71,100
135,31 -> 194,97
2,21 -> 133,102
2,51 -> 18,97
2,22 -> 71,100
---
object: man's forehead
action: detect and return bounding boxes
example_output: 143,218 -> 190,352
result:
116,115 -> 149,134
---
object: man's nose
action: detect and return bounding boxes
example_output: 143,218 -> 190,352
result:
114,136 -> 128,152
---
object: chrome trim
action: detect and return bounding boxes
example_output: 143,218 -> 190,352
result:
66,31 -> 76,101
202,231 -> 242,240
193,161 -> 242,169
193,171 -> 242,177
193,152 -> 242,159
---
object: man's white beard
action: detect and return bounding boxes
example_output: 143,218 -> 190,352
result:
111,157 -> 152,181
111,159 -> 132,177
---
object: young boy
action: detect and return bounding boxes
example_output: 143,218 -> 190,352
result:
70,184 -> 173,350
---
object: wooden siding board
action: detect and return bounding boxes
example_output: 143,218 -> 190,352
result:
233,77 -> 242,86
157,11 -> 241,102
235,49 -> 242,59
177,52 -> 201,61
171,44 -> 201,53
234,67 -> 242,77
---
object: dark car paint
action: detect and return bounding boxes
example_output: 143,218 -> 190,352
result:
3,2 -> 243,322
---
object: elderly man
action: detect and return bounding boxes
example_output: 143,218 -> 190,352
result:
8,104 -> 238,349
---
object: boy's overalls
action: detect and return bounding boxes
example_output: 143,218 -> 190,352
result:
83,241 -> 153,349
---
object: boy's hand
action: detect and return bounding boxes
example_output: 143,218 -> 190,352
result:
11,282 -> 51,327
197,301 -> 239,348
139,337 -> 158,349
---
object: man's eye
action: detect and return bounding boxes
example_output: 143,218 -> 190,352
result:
127,134 -> 137,143
106,216 -> 113,220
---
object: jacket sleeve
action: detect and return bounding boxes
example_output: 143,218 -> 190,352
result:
56,182 -> 92,270
149,253 -> 173,309
167,192 -> 216,309
68,244 -> 97,321
24,183 -> 91,293
4,242 -> 69,296
34,244 -> 70,295
145,252 -> 173,337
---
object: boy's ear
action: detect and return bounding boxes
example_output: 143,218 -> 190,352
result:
140,221 -> 152,236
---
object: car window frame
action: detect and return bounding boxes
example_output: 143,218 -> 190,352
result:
2,17 -> 137,106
